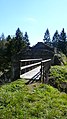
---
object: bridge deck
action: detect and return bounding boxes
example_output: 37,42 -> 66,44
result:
20,66 -> 41,79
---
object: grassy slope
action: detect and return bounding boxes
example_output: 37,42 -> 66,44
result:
0,79 -> 67,119
50,65 -> 67,93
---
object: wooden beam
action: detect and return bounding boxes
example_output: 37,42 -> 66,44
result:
21,62 -> 41,70
20,58 -> 42,62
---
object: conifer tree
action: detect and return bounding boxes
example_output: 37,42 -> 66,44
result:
59,28 -> 67,54
43,29 -> 51,45
23,32 -> 30,47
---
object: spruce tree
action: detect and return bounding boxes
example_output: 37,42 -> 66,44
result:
43,29 -> 51,45
23,32 -> 30,47
52,30 -> 59,52
59,28 -> 67,54
15,28 -> 25,53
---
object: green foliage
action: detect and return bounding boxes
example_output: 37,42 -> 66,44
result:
0,80 -> 67,119
43,28 -> 51,45
15,28 -> 26,53
50,66 -> 67,80
50,65 -> 67,93
0,28 -> 30,72
23,32 -> 30,46
52,28 -> 67,55
53,52 -> 67,65
59,52 -> 67,65
52,30 -> 59,47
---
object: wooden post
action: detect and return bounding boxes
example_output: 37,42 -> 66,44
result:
20,60 -> 22,76
43,66 -> 44,83
40,61 -> 42,82
45,71 -> 49,83
11,60 -> 20,80
24,61 -> 26,73
41,59 -> 51,83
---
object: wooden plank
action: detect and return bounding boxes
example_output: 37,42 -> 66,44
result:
42,59 -> 51,63
21,62 -> 41,70
20,58 -> 42,62
20,66 -> 41,79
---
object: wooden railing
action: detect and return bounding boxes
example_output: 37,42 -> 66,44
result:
41,59 -> 51,83
12,58 -> 51,83
20,58 -> 51,83
20,59 -> 42,76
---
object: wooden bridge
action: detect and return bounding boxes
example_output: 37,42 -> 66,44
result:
12,58 -> 51,83
20,59 -> 51,83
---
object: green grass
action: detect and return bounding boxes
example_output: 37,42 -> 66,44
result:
57,52 -> 67,65
50,65 -> 67,93
50,65 -> 67,80
0,79 -> 67,119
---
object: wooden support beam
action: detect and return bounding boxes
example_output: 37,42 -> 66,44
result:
41,59 -> 51,83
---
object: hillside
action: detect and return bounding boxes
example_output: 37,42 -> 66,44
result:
50,65 -> 67,93
0,79 -> 67,119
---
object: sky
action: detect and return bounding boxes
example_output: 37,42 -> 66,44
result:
0,0 -> 67,46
